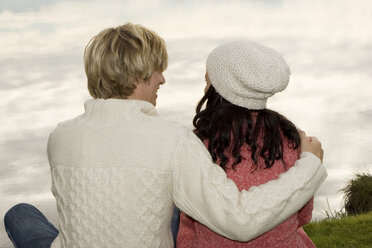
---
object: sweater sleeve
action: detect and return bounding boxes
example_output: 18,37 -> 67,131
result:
298,197 -> 314,227
172,130 -> 327,242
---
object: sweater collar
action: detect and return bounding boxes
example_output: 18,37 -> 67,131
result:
84,98 -> 159,117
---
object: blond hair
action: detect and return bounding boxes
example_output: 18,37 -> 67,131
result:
84,23 -> 168,99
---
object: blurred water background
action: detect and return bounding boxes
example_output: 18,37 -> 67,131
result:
1,0 -> 372,247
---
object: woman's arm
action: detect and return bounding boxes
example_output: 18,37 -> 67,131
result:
172,130 -> 326,242
298,198 -> 314,227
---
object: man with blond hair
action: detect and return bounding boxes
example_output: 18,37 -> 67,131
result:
4,23 -> 326,248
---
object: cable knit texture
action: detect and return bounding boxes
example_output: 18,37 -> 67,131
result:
48,99 -> 326,247
177,136 -> 316,247
206,40 -> 290,109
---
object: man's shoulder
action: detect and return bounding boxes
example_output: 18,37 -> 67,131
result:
48,114 -> 84,139
146,114 -> 193,138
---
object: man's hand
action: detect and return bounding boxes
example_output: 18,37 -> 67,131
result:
299,130 -> 324,162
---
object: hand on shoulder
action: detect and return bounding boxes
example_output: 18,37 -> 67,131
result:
298,129 -> 324,162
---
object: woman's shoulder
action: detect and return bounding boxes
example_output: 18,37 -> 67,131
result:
281,135 -> 301,169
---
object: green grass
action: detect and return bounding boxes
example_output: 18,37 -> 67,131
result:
303,212 -> 372,248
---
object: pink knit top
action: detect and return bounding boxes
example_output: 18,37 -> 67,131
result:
177,136 -> 315,248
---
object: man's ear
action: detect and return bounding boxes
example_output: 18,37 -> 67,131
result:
134,79 -> 148,86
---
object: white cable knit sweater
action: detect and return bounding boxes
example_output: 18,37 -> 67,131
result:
48,99 -> 327,248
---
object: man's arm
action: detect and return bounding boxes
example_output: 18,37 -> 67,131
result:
172,130 -> 326,242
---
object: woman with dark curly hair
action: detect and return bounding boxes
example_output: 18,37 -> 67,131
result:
177,40 -> 316,247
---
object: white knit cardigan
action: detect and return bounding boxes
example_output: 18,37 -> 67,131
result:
48,99 -> 327,248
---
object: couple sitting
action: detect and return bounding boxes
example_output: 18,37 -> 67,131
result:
4,23 -> 326,248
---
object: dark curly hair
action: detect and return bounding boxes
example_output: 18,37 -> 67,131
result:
193,85 -> 300,171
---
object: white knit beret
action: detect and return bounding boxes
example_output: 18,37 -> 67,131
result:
206,40 -> 290,109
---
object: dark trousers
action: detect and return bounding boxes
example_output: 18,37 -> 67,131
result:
4,203 -> 58,248
171,206 -> 181,247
